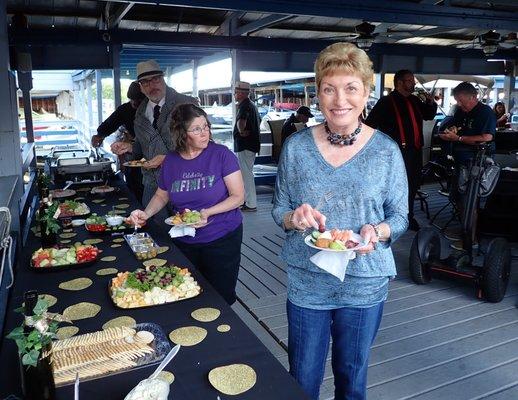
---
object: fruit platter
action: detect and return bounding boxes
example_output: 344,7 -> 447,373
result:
110,265 -> 201,308
58,200 -> 90,219
165,209 -> 201,226
305,229 -> 367,252
50,188 -> 76,199
31,244 -> 100,271
85,213 -> 137,234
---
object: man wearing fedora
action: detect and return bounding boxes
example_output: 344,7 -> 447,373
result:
111,59 -> 197,221
233,81 -> 261,212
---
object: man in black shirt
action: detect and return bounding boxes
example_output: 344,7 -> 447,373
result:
366,69 -> 437,231
92,81 -> 144,146
439,82 -> 496,249
233,81 -> 261,212
439,82 -> 495,166
281,106 -> 314,146
93,81 -> 145,202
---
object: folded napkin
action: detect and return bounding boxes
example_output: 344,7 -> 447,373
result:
310,250 -> 356,282
168,226 -> 196,238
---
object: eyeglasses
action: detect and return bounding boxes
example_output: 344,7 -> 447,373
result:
139,75 -> 163,87
187,123 -> 210,135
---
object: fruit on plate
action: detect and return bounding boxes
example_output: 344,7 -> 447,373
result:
170,209 -> 201,225
31,244 -> 99,267
311,229 -> 359,250
58,200 -> 90,217
111,265 -> 201,308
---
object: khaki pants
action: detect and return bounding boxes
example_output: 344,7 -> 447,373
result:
237,150 -> 257,208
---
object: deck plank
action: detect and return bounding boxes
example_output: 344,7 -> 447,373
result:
233,185 -> 518,400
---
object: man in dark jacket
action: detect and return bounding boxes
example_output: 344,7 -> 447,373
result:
233,81 -> 261,212
281,105 -> 313,146
366,69 -> 437,231
93,81 -> 145,202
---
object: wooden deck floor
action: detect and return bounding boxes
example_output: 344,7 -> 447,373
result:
234,184 -> 518,400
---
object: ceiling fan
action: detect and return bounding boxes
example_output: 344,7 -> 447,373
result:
456,31 -> 517,56
320,22 -> 379,50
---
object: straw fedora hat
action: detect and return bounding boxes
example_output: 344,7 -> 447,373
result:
235,81 -> 251,91
137,60 -> 164,81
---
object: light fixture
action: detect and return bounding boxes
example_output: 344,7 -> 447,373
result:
356,37 -> 374,50
354,22 -> 377,51
482,43 -> 498,56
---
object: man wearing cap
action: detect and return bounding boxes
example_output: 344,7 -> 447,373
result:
281,105 -> 314,146
111,60 -> 197,221
233,81 -> 261,212
93,81 -> 146,202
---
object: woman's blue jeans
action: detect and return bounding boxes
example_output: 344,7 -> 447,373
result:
287,300 -> 384,400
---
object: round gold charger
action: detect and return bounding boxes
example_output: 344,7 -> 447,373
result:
102,316 -> 136,330
142,258 -> 167,268
191,308 -> 221,323
62,302 -> 100,321
208,364 -> 257,395
84,238 -> 103,245
217,324 -> 231,333
168,326 -> 207,346
157,371 -> 175,384
58,277 -> 92,291
96,268 -> 118,276
156,246 -> 169,254
56,326 -> 79,339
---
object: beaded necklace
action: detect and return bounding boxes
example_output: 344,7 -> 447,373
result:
324,119 -> 362,146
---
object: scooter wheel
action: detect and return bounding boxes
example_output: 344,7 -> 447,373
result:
409,229 -> 441,284
482,238 -> 511,303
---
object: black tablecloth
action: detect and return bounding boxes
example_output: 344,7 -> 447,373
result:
0,184 -> 307,399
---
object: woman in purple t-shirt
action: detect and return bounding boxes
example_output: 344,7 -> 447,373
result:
130,104 -> 245,304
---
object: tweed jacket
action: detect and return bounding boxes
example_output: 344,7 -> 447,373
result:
133,86 -> 197,188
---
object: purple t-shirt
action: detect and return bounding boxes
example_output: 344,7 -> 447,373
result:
158,142 -> 242,244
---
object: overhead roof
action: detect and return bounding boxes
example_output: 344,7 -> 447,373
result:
6,0 -> 518,74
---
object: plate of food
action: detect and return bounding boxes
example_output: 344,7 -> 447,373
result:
51,188 -> 76,199
91,185 -> 116,194
85,213 -> 136,233
30,244 -> 100,271
123,158 -> 147,167
305,229 -> 368,252
52,322 -> 171,387
109,264 -> 201,308
165,209 -> 201,226
58,200 -> 90,219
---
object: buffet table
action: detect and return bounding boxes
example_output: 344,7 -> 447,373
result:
0,183 -> 307,399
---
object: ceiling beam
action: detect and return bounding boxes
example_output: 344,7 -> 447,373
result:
9,27 -> 517,61
110,2 -> 135,28
214,11 -> 246,35
233,14 -> 293,36
107,0 -> 518,31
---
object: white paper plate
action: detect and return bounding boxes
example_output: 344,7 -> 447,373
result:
304,232 -> 368,252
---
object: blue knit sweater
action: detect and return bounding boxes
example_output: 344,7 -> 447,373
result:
272,127 -> 408,309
